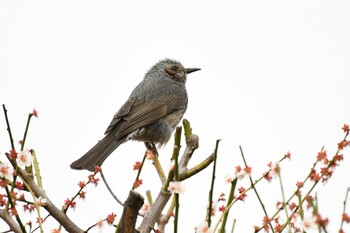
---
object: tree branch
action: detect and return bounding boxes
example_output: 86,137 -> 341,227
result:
117,190 -> 144,233
17,169 -> 84,233
137,120 -> 214,232
137,188 -> 172,233
0,209 -> 22,233
180,153 -> 214,180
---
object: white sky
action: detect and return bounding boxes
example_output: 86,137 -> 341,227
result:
1,1 -> 350,232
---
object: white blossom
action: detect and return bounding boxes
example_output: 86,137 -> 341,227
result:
16,149 -> 33,169
0,162 -> 14,180
167,181 -> 185,194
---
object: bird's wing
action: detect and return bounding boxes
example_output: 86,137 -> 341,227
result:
104,96 -> 139,134
105,91 -> 187,139
117,94 -> 186,139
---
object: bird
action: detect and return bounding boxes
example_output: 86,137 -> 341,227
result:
70,58 -> 201,171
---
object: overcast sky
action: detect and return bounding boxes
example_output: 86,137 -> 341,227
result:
1,1 -> 350,232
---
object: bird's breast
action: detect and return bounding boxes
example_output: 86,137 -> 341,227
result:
163,109 -> 185,130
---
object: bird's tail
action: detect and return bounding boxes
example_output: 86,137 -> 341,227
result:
70,132 -> 124,172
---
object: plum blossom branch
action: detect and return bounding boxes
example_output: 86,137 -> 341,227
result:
239,145 -> 276,233
85,212 -> 116,232
2,105 -> 28,232
17,168 -> 85,233
213,152 -> 291,233
2,106 -> 85,233
63,166 -> 101,213
132,152 -> 147,190
339,187 -> 350,232
254,124 -> 350,232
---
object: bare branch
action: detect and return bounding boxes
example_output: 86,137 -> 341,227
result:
0,209 -> 22,233
101,170 -> 124,206
137,188 -> 172,233
180,153 -> 214,181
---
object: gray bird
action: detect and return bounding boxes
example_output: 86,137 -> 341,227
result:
70,59 -> 200,171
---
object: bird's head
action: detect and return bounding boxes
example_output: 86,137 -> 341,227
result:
148,58 -> 201,84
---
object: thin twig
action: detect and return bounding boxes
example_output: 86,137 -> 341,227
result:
2,104 -> 15,150
339,187 -> 350,231
239,146 -> 275,233
230,219 -> 236,233
21,113 -> 33,151
63,170 -> 101,213
21,178 -> 44,232
31,214 -> 52,233
207,140 -> 220,227
277,171 -> 291,232
100,170 -> 124,206
132,152 -> 147,190
85,218 -> 109,232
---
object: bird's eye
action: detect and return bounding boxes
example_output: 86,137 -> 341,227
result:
171,65 -> 178,71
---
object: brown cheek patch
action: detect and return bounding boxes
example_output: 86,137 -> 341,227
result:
164,67 -> 176,76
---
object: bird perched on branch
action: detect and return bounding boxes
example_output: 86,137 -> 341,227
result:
70,59 -> 201,171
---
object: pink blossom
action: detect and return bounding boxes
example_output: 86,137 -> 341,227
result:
37,196 -> 47,206
32,109 -> 38,118
270,162 -> 280,177
224,173 -> 234,184
145,150 -> 155,160
16,149 -> 33,169
167,181 -> 185,194
195,221 -> 212,233
301,216 -> 317,231
168,160 -> 175,172
234,169 -> 246,180
0,162 -> 14,180
139,203 -> 150,215
206,201 -> 217,216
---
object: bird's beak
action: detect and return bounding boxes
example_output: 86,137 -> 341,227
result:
185,68 -> 201,74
